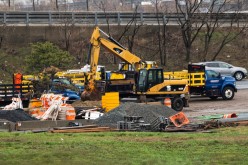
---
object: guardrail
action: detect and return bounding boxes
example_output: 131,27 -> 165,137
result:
0,12 -> 247,26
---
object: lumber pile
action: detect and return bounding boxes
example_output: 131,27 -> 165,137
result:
50,125 -> 112,133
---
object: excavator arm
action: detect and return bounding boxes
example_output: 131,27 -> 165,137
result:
82,26 -> 143,100
86,26 -> 142,91
89,26 -> 142,72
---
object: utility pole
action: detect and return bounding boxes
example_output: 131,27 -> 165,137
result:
56,0 -> 58,10
8,0 -> 10,10
86,0 -> 89,11
32,0 -> 36,11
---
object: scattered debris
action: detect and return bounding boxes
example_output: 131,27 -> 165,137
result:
117,116 -> 150,131
3,96 -> 23,110
150,116 -> 170,131
75,107 -> 103,120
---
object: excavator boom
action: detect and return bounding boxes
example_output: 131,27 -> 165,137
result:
81,26 -> 144,101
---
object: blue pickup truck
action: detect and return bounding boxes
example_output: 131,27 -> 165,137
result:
188,64 -> 237,100
50,78 -> 82,103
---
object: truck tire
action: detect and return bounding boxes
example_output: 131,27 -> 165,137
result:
222,87 -> 235,100
234,71 -> 244,81
171,97 -> 184,111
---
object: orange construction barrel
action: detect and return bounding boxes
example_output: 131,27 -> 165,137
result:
66,108 -> 76,120
164,98 -> 171,108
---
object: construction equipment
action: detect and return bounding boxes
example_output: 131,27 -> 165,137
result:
82,26 -> 190,111
81,26 -> 151,101
55,65 -> 105,86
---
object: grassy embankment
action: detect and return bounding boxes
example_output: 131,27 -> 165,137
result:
0,127 -> 248,165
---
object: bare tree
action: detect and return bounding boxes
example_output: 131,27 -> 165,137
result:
100,1 -> 110,33
126,6 -> 141,52
58,14 -> 75,51
154,0 -> 169,66
201,0 -> 247,61
175,0 -> 205,62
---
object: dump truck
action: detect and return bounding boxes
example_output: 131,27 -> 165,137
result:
164,64 -> 237,100
81,26 -> 190,111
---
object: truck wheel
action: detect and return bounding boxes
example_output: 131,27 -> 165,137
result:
171,97 -> 184,111
222,87 -> 235,100
209,96 -> 218,100
234,71 -> 244,81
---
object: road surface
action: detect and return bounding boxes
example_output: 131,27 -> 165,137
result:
184,87 -> 248,117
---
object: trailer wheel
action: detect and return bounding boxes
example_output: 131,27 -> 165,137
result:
171,97 -> 184,111
222,87 -> 235,100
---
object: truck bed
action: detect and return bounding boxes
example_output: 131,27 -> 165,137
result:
164,71 -> 205,87
0,84 -> 33,102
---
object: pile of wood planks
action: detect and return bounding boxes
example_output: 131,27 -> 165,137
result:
50,125 -> 113,133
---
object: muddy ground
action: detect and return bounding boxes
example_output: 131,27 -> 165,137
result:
184,89 -> 248,117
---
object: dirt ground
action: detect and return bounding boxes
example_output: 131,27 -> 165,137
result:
72,89 -> 248,118
184,89 -> 248,117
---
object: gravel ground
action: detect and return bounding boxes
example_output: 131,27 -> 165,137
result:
95,102 -> 177,128
184,89 -> 248,117
0,109 -> 37,122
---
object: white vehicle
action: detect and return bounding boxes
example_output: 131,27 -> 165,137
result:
196,61 -> 247,81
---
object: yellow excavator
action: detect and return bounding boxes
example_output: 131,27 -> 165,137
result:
81,26 -> 189,111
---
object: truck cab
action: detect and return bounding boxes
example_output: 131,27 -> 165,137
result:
50,78 -> 81,103
204,69 -> 237,100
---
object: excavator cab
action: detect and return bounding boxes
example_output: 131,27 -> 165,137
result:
137,68 -> 164,92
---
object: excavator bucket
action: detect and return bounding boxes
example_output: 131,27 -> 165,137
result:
81,88 -> 102,101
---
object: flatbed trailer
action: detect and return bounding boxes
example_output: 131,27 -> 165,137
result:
0,84 -> 33,106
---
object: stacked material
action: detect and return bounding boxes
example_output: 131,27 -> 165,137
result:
95,102 -> 177,128
38,95 -> 75,121
0,109 -> 37,122
50,125 -> 111,133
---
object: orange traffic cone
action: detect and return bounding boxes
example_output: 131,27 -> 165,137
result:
164,98 -> 171,108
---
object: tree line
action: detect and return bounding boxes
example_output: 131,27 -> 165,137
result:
0,0 -> 247,82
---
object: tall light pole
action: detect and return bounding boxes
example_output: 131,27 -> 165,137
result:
86,0 -> 89,11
